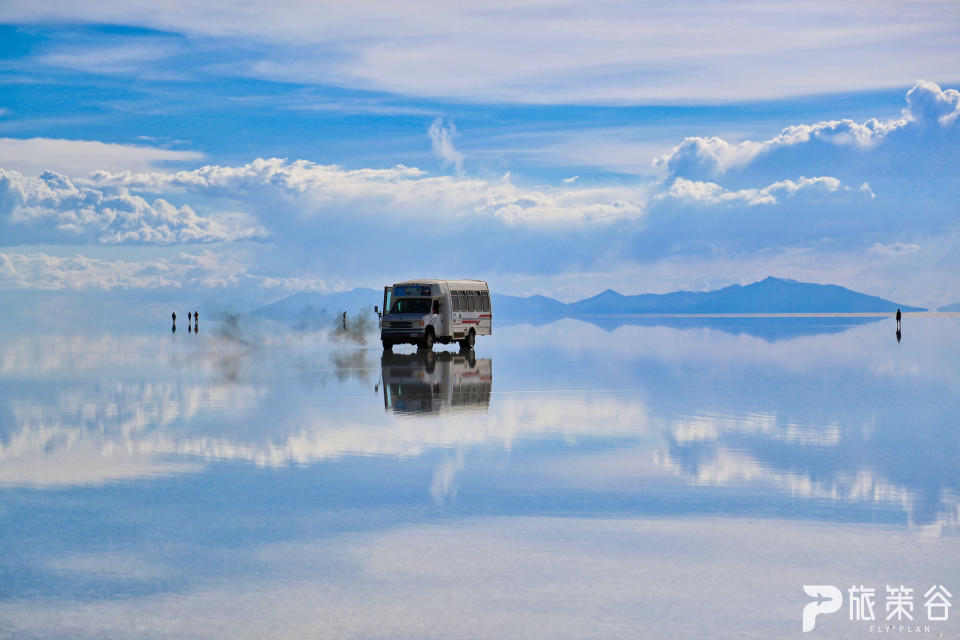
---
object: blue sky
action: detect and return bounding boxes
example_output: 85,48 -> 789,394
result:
0,2 -> 958,306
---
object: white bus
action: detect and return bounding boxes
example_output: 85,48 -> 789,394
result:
378,279 -> 492,351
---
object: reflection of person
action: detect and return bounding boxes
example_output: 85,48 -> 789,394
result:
896,308 -> 902,330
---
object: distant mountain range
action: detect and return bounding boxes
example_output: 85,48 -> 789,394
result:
495,277 -> 924,320
253,277 -> 924,328
939,302 -> 960,312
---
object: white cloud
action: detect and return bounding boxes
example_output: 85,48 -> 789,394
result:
4,1 -> 958,103
428,118 -> 464,174
657,176 -> 844,206
34,39 -> 186,79
904,79 -> 960,125
654,80 -> 959,180
0,251 -> 250,290
4,515 -> 958,638
0,137 -> 204,177
283,98 -> 437,116
477,125 -> 682,176
867,241 -> 920,256
0,447 -> 201,487
0,82 -> 953,297
0,169 -> 267,244
655,117 -> 899,178
87,157 -> 648,227
0,250 -> 353,293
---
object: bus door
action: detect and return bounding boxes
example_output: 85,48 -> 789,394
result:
451,290 -> 464,335
438,286 -> 452,337
383,286 -> 393,318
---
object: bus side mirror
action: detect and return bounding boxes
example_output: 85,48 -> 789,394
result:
374,305 -> 379,314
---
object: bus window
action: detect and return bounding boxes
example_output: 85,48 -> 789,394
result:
481,291 -> 490,312
390,298 -> 432,314
452,292 -> 461,312
467,292 -> 476,312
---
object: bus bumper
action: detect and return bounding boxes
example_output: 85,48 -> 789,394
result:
380,329 -> 426,345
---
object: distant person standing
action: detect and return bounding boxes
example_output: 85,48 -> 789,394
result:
896,308 -> 902,330
188,311 -> 192,323
171,311 -> 177,333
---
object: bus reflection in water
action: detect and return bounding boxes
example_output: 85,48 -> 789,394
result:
381,351 -> 492,414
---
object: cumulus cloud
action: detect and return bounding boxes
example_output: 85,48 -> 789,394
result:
88,157 -> 426,194
0,169 -> 267,244
654,80 -> 959,182
655,117 -> 898,178
0,81 -> 954,296
904,80 -> 960,126
86,158 -> 647,227
428,118 -> 464,174
658,176 -> 843,206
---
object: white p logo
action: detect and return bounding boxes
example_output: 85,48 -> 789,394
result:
802,585 -> 843,632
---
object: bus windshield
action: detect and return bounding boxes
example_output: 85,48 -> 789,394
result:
390,298 -> 432,314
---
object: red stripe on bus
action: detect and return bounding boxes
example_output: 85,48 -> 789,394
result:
479,314 -> 491,318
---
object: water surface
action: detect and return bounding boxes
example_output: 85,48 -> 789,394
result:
1,316 -> 957,638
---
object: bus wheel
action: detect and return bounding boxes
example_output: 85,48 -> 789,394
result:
382,339 -> 393,351
418,329 -> 435,350
459,329 -> 475,350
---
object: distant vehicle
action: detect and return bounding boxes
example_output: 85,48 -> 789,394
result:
380,350 -> 491,414
378,279 -> 491,351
